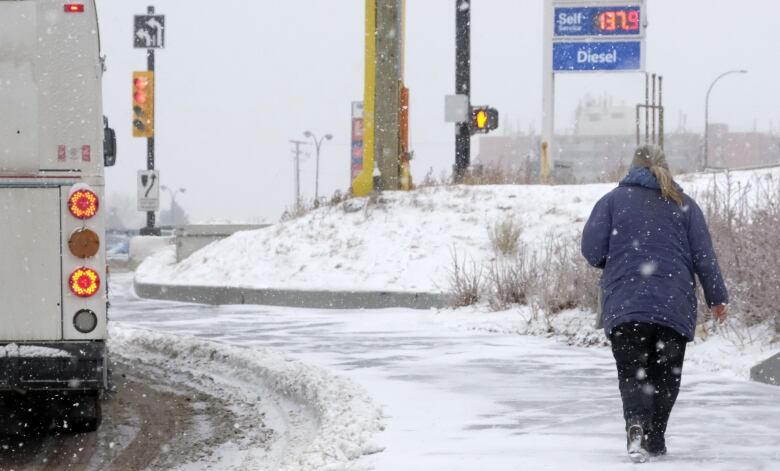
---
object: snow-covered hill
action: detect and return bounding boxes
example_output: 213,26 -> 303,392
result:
136,168 -> 779,294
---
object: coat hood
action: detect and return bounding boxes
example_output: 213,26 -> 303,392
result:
619,166 -> 684,193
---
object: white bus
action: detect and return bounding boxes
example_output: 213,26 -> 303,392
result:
0,0 -> 115,432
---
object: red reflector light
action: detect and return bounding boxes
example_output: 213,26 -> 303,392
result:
69,268 -> 101,298
64,4 -> 85,12
68,189 -> 99,220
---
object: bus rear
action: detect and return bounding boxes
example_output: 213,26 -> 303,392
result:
0,0 -> 115,432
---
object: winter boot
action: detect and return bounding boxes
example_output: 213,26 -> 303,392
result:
626,425 -> 649,463
647,435 -> 667,457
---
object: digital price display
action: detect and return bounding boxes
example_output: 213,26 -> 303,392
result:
555,6 -> 642,37
595,9 -> 640,33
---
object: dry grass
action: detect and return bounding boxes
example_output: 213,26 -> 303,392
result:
416,164 -> 533,189
280,189 -> 353,222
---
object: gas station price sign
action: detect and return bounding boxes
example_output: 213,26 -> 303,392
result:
555,6 -> 642,37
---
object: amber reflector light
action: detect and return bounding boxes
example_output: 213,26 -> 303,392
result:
69,267 -> 100,298
68,189 -> 99,219
68,228 -> 100,258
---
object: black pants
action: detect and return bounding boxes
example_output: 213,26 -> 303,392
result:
611,322 -> 687,448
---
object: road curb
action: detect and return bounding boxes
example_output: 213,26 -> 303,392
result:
750,352 -> 780,386
133,280 -> 451,310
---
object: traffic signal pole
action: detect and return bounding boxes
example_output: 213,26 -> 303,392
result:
454,0 -> 471,180
141,5 -> 160,235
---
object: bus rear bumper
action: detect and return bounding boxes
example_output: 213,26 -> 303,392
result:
0,341 -> 108,392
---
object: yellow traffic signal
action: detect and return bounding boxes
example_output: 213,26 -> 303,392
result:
132,71 -> 155,138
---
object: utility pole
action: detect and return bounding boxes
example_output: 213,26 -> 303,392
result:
374,0 -> 404,190
454,0 -> 471,180
289,140 -> 308,211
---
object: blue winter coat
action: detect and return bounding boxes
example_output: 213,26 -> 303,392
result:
581,167 -> 728,340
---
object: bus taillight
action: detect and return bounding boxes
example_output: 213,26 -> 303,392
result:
64,4 -> 85,13
68,189 -> 99,220
69,268 -> 100,298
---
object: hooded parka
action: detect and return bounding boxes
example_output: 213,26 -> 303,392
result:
581,166 -> 728,340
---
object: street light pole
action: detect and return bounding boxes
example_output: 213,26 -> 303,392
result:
304,131 -> 333,202
160,185 -> 186,227
704,69 -> 747,169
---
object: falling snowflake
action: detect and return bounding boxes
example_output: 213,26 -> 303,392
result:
640,261 -> 658,276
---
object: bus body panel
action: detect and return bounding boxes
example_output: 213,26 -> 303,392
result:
0,0 -> 103,175
0,187 -> 62,341
0,0 -> 108,397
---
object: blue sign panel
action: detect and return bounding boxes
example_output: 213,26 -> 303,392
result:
553,41 -> 641,72
555,6 -> 641,37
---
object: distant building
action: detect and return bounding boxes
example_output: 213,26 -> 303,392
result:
477,96 -> 780,183
707,124 -> 780,169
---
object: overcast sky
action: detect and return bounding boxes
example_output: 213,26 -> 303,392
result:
95,0 -> 779,223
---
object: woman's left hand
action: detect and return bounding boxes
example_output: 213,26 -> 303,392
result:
711,304 -> 728,323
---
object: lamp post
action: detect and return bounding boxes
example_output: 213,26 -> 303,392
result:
704,69 -> 747,169
303,131 -> 333,202
160,185 -> 186,227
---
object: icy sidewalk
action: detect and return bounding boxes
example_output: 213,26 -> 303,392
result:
112,274 -> 780,470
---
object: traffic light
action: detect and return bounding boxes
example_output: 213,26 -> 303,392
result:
470,106 -> 499,134
132,71 -> 155,138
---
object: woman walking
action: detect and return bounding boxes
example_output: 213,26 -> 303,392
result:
581,145 -> 728,463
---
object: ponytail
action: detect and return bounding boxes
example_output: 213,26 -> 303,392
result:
632,145 -> 684,206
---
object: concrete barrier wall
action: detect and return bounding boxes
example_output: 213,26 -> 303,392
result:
128,236 -> 174,270
134,281 -> 452,310
175,224 -> 270,262
751,353 -> 780,386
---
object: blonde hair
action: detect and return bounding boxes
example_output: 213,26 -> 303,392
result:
631,145 -> 684,206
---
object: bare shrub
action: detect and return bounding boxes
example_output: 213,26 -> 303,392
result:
488,218 -> 522,257
486,244 -> 534,310
696,171 -> 780,342
280,189 -> 352,222
447,249 -> 484,307
451,233 -> 600,314
533,234 -> 600,315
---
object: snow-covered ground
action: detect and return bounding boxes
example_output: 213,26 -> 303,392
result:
136,168 -> 779,295
128,168 -> 779,468
111,273 -> 780,470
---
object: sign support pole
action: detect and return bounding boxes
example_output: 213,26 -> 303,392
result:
140,5 -> 160,236
541,0 -> 554,184
454,0 -> 470,180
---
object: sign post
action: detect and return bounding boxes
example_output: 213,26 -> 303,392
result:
542,0 -> 646,181
135,6 -> 165,235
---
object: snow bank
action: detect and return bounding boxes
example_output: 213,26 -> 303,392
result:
110,323 -> 384,471
136,168 -> 779,295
